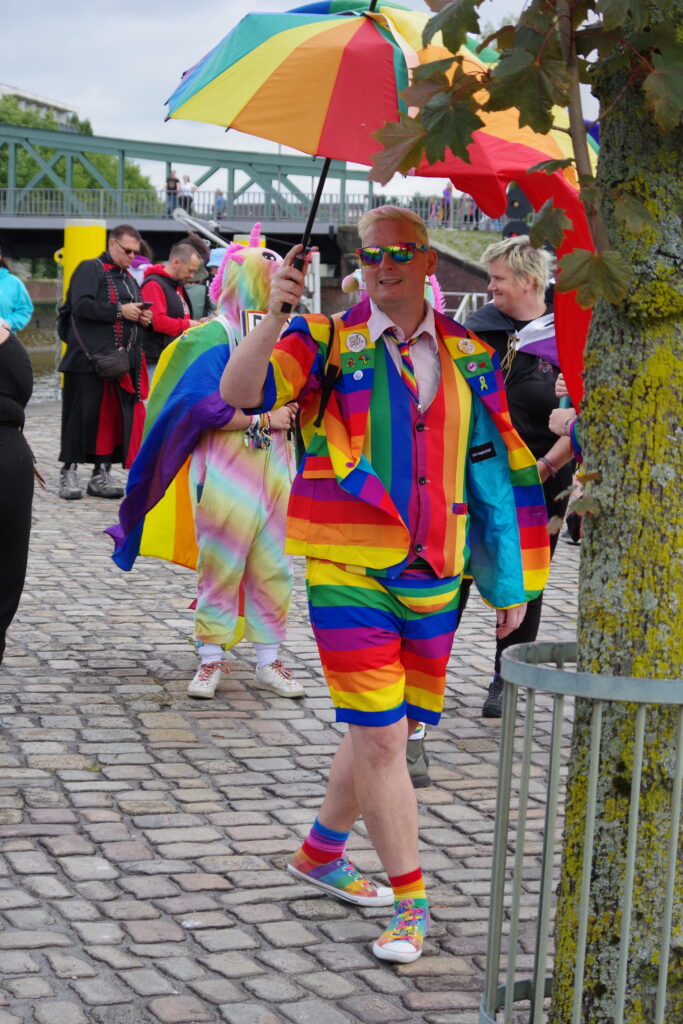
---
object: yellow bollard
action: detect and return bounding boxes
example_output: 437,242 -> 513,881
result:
54,220 -> 107,299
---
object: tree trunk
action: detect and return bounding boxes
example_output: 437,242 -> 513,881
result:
549,12 -> 683,1022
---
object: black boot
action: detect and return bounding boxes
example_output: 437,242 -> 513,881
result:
87,463 -> 124,499
482,674 -> 504,718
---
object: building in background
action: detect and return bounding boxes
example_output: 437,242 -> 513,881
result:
0,84 -> 78,131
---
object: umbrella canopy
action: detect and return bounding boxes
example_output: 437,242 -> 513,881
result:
167,2 -> 416,165
166,0 -> 593,404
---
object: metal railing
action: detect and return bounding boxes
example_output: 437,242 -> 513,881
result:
0,187 -> 497,230
482,641 -> 683,1024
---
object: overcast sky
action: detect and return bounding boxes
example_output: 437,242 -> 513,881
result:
3,0 -> 523,196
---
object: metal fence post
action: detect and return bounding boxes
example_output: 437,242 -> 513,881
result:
479,641 -> 683,1023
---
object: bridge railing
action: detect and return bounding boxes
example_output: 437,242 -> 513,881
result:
0,188 -> 496,231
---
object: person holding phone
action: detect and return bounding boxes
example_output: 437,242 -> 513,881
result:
58,224 -> 150,501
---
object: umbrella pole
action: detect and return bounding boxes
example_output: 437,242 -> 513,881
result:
299,156 -> 332,251
282,156 -> 332,312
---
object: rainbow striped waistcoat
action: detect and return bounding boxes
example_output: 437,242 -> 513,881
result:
261,298 -> 549,607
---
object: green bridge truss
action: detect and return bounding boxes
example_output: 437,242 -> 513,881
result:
0,122 -> 373,222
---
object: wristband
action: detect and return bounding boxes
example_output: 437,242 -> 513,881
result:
539,455 -> 558,477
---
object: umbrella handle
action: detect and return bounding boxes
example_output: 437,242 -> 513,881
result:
281,251 -> 310,314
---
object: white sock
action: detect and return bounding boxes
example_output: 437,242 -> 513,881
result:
197,641 -> 223,666
409,723 -> 426,741
253,643 -> 279,670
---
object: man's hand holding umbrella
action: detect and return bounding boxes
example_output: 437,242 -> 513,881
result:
221,245 -> 310,410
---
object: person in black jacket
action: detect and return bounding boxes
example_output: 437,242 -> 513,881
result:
58,224 -> 152,501
140,241 -> 201,381
0,323 -> 34,663
462,235 -> 574,717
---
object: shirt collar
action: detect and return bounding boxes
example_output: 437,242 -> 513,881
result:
367,298 -> 438,350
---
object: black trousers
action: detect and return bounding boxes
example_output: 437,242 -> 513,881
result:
459,463 -> 573,675
0,426 -> 34,664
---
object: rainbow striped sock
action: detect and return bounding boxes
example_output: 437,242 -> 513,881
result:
388,867 -> 428,909
300,818 -> 350,866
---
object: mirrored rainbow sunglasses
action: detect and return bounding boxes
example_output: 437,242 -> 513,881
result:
355,243 -> 429,268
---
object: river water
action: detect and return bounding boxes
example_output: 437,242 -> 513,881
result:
21,328 -> 63,403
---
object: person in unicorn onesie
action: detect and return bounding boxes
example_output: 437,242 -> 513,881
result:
220,206 -> 550,965
106,225 -> 302,701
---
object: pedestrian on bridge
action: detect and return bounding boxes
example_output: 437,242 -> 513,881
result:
220,206 -> 549,965
165,169 -> 179,217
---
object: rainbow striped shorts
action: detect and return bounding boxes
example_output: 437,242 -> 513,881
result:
306,559 -> 462,727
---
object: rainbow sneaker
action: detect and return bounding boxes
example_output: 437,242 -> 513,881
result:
287,850 -> 393,907
372,898 -> 430,963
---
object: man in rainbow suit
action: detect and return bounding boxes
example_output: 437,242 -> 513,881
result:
220,206 -> 550,965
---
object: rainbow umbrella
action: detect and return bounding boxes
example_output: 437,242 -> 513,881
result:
166,0 -> 593,403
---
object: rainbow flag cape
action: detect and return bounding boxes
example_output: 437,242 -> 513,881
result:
106,316 -> 238,571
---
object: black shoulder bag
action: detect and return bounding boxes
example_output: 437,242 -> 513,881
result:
293,314 -> 341,464
70,316 -> 131,380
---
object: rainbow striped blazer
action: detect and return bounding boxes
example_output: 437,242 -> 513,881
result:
259,298 -> 549,607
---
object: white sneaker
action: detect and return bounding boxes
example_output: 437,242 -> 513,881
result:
253,660 -> 304,699
187,661 -> 230,699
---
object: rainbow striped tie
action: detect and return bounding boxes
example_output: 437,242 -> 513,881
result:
386,328 -> 419,404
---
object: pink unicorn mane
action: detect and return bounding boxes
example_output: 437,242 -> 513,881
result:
209,223 -> 282,331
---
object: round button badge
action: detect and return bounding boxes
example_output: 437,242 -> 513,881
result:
353,370 -> 364,381
346,333 -> 367,353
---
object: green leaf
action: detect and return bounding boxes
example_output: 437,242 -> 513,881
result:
422,0 -> 481,52
547,515 -> 564,536
486,48 -> 571,134
642,52 -> 683,133
421,93 -> 485,163
527,158 -> 575,175
596,0 -> 629,31
412,57 -> 461,82
568,494 -> 598,517
579,184 -> 600,207
627,0 -> 651,32
369,116 -> 426,185
403,77 -> 451,110
575,25 -> 626,60
612,194 -> 658,235
529,199 -> 573,249
556,249 -> 633,308
516,0 -> 558,38
478,25 -> 514,53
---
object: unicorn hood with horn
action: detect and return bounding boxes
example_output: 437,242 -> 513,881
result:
210,223 -> 283,334
107,224 -> 284,572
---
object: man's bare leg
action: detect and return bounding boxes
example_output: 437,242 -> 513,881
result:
316,718 -> 420,876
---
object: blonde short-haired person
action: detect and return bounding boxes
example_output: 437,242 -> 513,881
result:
462,234 -> 574,717
219,207 -> 548,964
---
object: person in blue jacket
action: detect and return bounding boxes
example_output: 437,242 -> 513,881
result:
0,248 -> 33,333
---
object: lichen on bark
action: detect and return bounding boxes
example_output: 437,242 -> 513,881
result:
548,6 -> 683,1020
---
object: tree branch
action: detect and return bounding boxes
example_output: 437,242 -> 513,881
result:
557,0 -> 608,251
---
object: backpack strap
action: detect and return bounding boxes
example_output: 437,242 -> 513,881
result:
313,314 -> 341,428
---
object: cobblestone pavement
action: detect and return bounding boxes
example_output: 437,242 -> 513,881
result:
0,399 -> 579,1024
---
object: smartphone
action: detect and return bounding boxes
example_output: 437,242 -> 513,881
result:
139,302 -> 153,309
